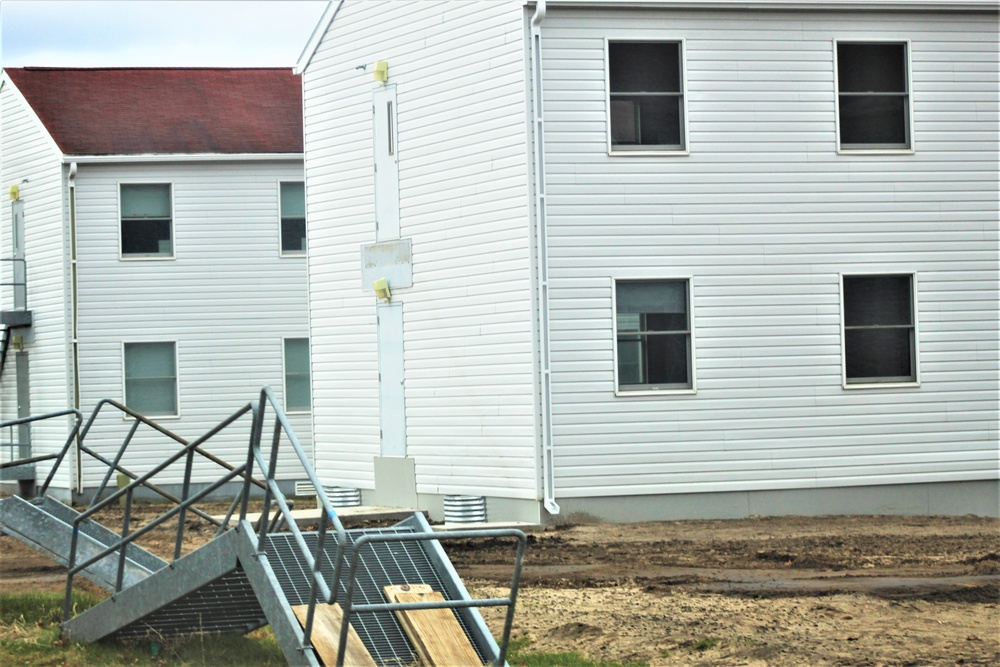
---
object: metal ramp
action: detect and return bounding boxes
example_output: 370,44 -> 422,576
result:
2,389 -> 525,666
0,494 -> 167,592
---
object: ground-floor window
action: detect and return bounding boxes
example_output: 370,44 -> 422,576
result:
842,274 -> 917,385
614,279 -> 694,393
283,338 -> 311,412
123,341 -> 178,416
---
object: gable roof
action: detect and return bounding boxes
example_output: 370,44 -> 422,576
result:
3,67 -> 302,156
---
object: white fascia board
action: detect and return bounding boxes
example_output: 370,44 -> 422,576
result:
527,0 -> 999,11
0,70 -> 64,160
62,153 -> 304,165
296,0 -> 343,74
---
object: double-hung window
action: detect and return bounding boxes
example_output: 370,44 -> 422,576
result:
836,42 -> 911,151
120,183 -> 173,258
279,181 -> 306,255
123,342 -> 178,417
842,274 -> 918,386
283,338 -> 311,412
615,279 -> 694,392
608,40 -> 686,152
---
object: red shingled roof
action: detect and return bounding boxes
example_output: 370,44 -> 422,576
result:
4,67 -> 302,155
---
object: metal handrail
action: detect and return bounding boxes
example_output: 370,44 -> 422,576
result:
243,387 -> 349,651
339,530 -> 527,667
0,409 -> 82,497
244,386 -> 524,667
63,402 -> 255,622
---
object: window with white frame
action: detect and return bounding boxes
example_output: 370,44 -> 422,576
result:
836,42 -> 911,150
283,338 -> 311,411
279,181 -> 306,255
120,183 -> 173,257
608,41 -> 685,151
842,274 -> 917,385
123,342 -> 178,416
615,279 -> 693,391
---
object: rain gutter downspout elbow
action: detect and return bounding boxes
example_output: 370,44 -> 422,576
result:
531,1 -> 559,516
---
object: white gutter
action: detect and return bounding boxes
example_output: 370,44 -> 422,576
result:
62,153 -> 303,165
530,0 -> 559,516
67,161 -> 83,494
531,0 -> 997,10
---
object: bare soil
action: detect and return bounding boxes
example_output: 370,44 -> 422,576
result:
1,503 -> 997,666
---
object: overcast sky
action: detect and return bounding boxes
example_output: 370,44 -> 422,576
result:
1,0 -> 329,68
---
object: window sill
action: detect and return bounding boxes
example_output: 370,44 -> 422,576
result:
609,148 -> 690,157
615,387 -> 696,397
837,148 -> 914,156
284,409 -> 312,415
843,381 -> 919,390
123,413 -> 181,421
279,252 -> 307,259
120,255 -> 175,261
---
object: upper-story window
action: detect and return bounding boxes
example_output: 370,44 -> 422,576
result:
120,183 -> 173,258
280,181 -> 306,256
614,279 -> 695,393
836,42 -> 911,151
608,40 -> 686,153
842,274 -> 918,386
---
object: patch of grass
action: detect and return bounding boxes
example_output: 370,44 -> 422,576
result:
506,635 -> 649,667
691,636 -> 721,652
0,592 -> 284,666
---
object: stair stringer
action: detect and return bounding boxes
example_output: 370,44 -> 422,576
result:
232,521 -> 322,667
61,527 -> 246,643
0,495 -> 165,592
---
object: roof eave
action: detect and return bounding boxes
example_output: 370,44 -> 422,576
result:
63,153 -> 304,165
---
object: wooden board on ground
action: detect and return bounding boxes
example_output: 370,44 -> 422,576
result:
291,603 -> 377,667
383,584 -> 484,667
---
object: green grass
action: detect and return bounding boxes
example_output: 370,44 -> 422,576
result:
691,636 -> 721,652
506,635 -> 650,667
0,592 -> 285,666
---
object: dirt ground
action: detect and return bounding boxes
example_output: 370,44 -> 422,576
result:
1,503 -> 997,666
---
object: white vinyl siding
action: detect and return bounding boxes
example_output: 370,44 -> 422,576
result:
303,0 -> 538,498
0,77 -> 74,493
73,160 -> 310,488
541,7 -> 998,498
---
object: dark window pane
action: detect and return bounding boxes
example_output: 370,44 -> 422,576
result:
838,43 -> 906,93
645,312 -> 687,332
845,328 -> 913,381
839,95 -> 907,146
122,219 -> 172,255
611,95 -> 682,146
645,333 -> 689,386
617,280 -> 686,316
844,275 -> 912,326
281,217 -> 306,253
617,336 -> 643,385
610,42 -> 680,93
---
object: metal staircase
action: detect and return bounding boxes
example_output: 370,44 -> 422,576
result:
0,388 -> 525,666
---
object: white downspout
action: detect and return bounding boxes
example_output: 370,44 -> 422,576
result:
531,0 -> 559,515
68,161 -> 83,494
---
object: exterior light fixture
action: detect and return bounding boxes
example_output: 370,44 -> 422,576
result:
373,277 -> 391,302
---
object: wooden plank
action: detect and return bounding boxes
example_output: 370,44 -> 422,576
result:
291,603 -> 377,667
383,584 -> 484,667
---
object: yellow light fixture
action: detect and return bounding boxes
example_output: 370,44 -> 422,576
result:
373,60 -> 388,84
373,277 -> 391,302
9,184 -> 19,201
